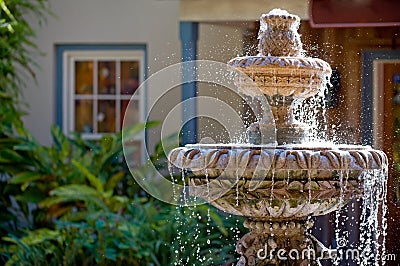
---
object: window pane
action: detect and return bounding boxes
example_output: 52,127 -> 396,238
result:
98,100 -> 116,133
121,99 -> 139,130
75,100 -> 93,133
75,61 -> 93,94
121,61 -> 139,95
98,61 -> 116,94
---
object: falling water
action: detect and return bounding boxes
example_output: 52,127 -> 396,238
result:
333,170 -> 345,266
204,170 -> 214,263
305,170 -> 313,248
358,169 -> 388,266
322,167 -> 388,266
169,163 -> 230,265
169,166 -> 183,265
289,67 -> 389,265
293,75 -> 329,143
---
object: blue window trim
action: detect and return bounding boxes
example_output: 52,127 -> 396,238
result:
179,22 -> 199,145
361,50 -> 400,145
55,44 -> 147,129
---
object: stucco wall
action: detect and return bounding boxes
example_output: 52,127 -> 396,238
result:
180,0 -> 309,21
23,0 -> 245,151
197,23 -> 244,143
23,0 -> 182,146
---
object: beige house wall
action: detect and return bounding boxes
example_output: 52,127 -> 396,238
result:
180,0 -> 309,22
23,0 -> 248,147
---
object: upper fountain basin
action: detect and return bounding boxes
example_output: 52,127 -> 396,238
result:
228,56 -> 332,98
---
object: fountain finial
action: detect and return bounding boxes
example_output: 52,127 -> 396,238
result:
258,8 -> 303,57
228,9 -> 331,144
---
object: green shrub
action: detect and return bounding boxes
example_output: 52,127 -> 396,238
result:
0,0 -> 51,134
0,2 -> 243,265
0,124 -> 243,265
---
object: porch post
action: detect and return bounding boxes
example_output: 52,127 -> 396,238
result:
179,21 -> 199,145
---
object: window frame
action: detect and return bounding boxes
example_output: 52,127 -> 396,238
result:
56,44 -> 147,160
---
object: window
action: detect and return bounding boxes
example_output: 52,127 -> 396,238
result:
57,45 -> 146,164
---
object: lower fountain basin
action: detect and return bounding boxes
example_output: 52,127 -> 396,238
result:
189,177 -> 357,220
169,143 -> 386,220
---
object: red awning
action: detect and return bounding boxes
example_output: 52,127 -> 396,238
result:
310,0 -> 400,27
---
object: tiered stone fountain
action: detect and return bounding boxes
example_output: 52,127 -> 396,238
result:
168,9 -> 387,266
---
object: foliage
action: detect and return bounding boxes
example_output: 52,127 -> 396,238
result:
0,0 -> 51,134
0,0 -> 52,248
2,200 -> 241,266
0,124 -> 243,265
0,1 -> 243,265
0,122 -> 151,238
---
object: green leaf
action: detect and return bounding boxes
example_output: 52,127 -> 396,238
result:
109,195 -> 129,206
0,1 -> 17,25
51,184 -> 102,197
10,171 -> 45,184
201,205 -> 229,236
15,188 -> 47,203
51,124 -> 70,156
105,247 -> 117,260
100,135 -> 115,152
2,228 -> 60,246
20,228 -> 60,245
0,91 -> 11,98
41,184 -> 107,210
0,149 -> 28,163
95,219 -> 106,229
104,171 -> 125,191
13,141 -> 37,152
39,196 -> 68,208
62,210 -> 93,222
72,159 -> 104,192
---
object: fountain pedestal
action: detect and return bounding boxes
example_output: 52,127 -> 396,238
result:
236,220 -> 326,266
248,96 -> 308,145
